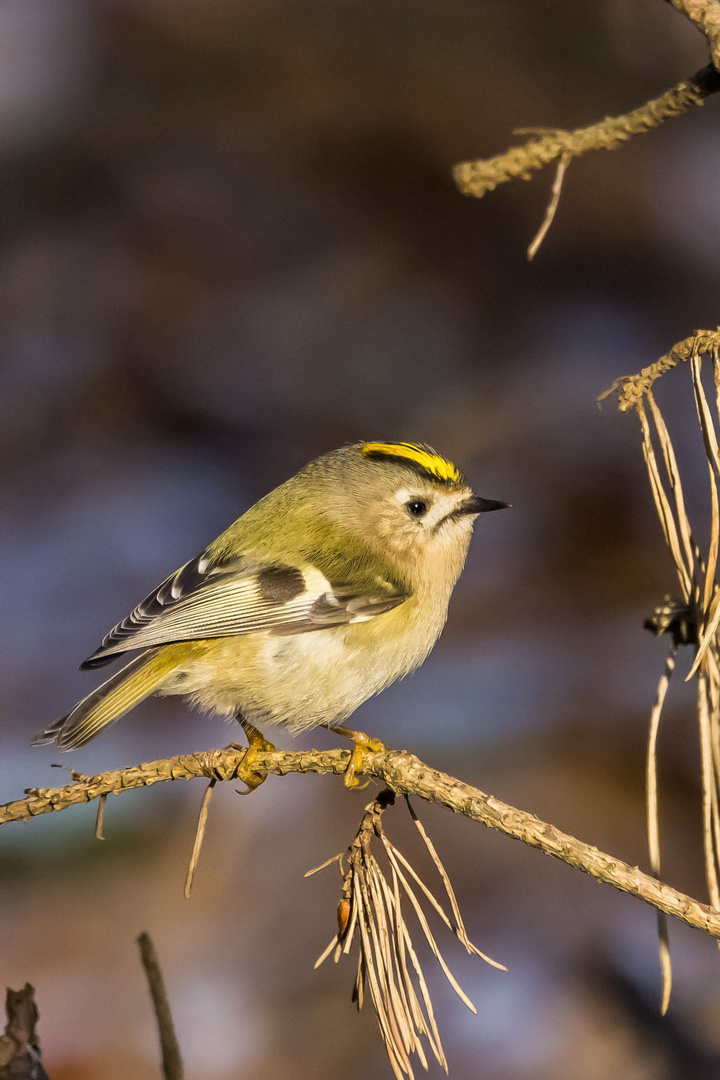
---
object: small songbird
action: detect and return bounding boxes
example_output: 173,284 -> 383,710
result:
32,442 -> 508,786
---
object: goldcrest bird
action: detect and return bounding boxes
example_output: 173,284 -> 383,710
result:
32,442 -> 508,786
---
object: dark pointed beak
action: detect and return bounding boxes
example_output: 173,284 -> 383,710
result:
459,494 -> 511,515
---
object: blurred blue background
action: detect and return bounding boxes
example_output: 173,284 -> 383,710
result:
2,0 -> 720,1076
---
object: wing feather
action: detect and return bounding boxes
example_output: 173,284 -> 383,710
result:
81,549 -> 408,668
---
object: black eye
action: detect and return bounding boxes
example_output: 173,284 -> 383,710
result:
405,499 -> 428,518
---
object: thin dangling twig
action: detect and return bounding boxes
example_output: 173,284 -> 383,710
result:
184,779 -> 217,900
646,645 -> 677,1014
527,153 -> 570,261
95,793 -> 107,840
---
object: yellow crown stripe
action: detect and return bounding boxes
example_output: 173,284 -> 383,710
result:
361,442 -> 462,484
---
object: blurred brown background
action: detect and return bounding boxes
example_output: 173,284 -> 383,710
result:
2,0 -> 720,1076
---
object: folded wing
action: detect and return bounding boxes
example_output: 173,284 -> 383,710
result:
82,550 -> 408,669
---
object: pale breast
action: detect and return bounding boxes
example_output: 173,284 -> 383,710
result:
158,594 -> 448,733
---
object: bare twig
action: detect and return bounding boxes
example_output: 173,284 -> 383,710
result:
453,65 -> 720,202
452,2 -> 720,252
9,745 -> 720,942
137,932 -> 184,1080
526,153 -> 570,260
600,329 -> 720,410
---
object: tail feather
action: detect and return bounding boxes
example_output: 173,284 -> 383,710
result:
32,647 -> 184,751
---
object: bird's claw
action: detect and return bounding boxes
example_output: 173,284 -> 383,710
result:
230,720 -> 277,794
342,733 -> 386,790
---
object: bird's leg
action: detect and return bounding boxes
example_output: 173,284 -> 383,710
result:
232,712 -> 277,792
329,724 -> 386,790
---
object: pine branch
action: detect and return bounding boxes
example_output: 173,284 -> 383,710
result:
452,1 -> 720,255
8,745 -> 720,943
453,65 -> 720,202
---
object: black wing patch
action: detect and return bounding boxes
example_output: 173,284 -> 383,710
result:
272,587 -> 405,635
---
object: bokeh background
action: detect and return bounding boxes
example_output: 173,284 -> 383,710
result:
2,0 -> 720,1076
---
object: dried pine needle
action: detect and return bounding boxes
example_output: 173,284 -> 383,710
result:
95,792 -> 107,841
646,646 -> 676,1015
637,399 -> 693,598
609,342 -> 720,1011
184,778 -> 216,900
310,790 -> 503,1077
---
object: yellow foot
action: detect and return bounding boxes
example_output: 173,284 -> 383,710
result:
233,717 -> 277,794
330,725 -> 386,790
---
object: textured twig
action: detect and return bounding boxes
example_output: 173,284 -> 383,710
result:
665,0 -> 720,71
137,932 -> 184,1080
8,746 -> 720,942
453,65 -> 720,200
599,329 -> 720,410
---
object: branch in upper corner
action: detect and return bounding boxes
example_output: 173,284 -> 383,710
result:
664,0 -> 720,72
6,744 -> 720,945
453,65 -> 720,201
